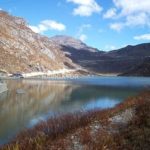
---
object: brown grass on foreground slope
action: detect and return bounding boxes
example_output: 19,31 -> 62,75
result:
1,90 -> 150,150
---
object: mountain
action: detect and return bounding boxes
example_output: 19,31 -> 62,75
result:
59,42 -> 150,75
0,11 -> 150,76
50,35 -> 105,72
120,57 -> 150,77
108,43 -> 150,57
0,11 -> 78,73
51,36 -> 150,75
97,43 -> 150,74
50,35 -> 98,52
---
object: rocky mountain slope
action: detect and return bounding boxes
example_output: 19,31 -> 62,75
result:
50,35 -> 150,75
0,11 -> 77,73
96,43 -> 150,74
50,35 -> 99,52
56,41 -> 150,75
120,57 -> 150,76
0,11 -> 150,76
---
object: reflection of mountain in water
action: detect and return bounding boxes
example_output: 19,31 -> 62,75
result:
0,80 -> 140,144
0,80 -> 78,144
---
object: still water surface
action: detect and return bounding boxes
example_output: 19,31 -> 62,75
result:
0,76 -> 150,145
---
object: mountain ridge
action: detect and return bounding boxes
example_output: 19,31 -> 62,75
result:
50,35 -> 99,53
0,11 -> 150,76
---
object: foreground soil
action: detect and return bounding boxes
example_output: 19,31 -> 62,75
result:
1,90 -> 150,150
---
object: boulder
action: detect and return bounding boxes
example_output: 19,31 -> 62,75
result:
0,81 -> 8,94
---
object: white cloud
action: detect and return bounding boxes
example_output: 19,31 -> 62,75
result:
78,24 -> 91,34
29,26 -> 41,33
76,24 -> 91,42
0,8 -> 2,11
29,20 -> 66,33
104,0 -> 150,31
79,34 -> 87,41
41,20 -> 66,31
104,45 -> 117,51
126,13 -> 150,27
110,23 -> 124,32
67,0 -> 102,16
134,34 -> 150,40
103,8 -> 117,19
113,0 -> 150,16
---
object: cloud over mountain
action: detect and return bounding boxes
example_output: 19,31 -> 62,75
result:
29,20 -> 66,33
134,34 -> 150,41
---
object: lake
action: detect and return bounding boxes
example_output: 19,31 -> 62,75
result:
0,76 -> 150,145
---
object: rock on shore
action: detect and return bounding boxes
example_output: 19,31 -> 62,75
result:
0,81 -> 8,94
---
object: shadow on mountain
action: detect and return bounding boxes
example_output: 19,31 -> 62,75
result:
61,43 -> 150,74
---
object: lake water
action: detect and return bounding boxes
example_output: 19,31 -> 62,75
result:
0,76 -> 150,145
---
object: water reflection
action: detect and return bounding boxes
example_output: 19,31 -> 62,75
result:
0,78 -> 148,144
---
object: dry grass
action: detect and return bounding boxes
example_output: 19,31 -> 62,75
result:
1,90 -> 150,150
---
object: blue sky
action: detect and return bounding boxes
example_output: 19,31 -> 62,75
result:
0,0 -> 150,51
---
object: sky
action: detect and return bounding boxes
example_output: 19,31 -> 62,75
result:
0,0 -> 150,51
